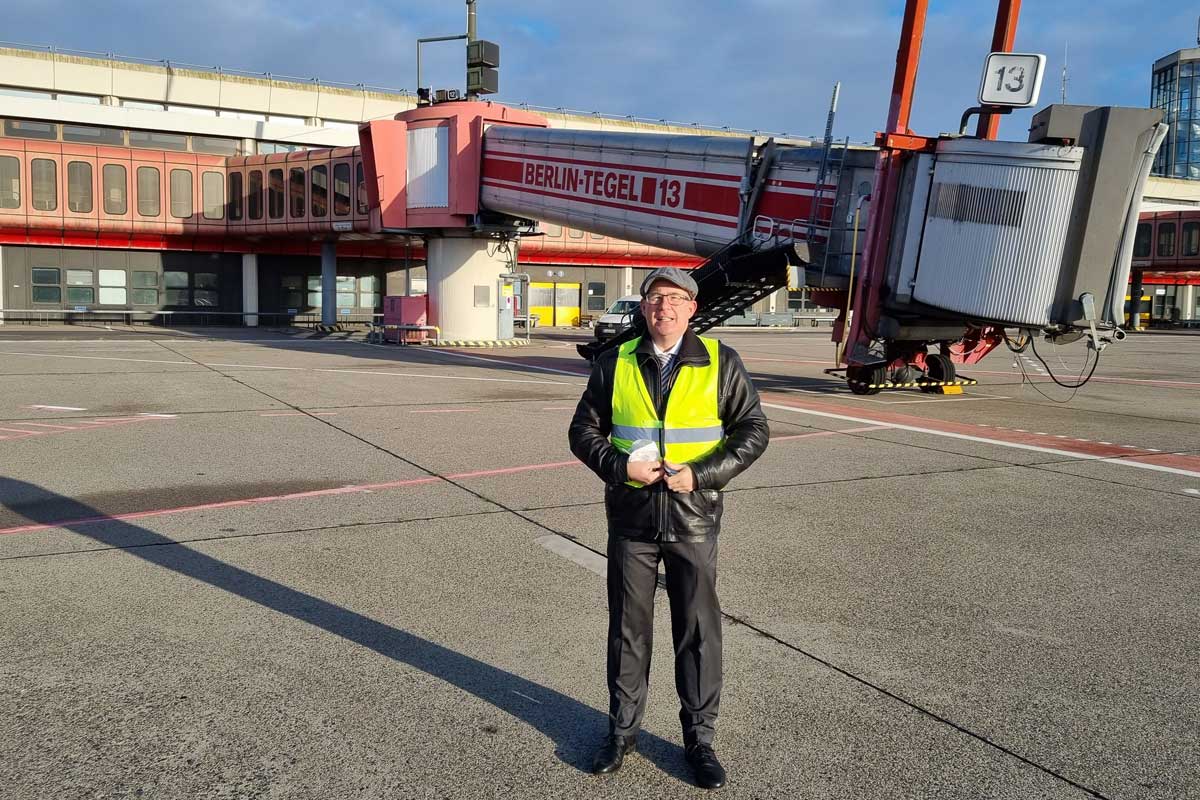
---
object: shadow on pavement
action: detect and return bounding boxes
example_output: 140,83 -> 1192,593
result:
0,476 -> 690,781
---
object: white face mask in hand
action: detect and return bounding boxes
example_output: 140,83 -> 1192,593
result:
627,439 -> 659,464
628,439 -> 677,476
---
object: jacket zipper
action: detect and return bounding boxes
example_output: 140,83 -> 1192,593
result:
654,355 -> 668,540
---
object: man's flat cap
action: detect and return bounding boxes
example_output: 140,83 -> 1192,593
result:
639,267 -> 698,299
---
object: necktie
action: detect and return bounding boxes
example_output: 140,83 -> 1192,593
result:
657,352 -> 675,397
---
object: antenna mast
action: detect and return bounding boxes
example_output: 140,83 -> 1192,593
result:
1061,41 -> 1069,103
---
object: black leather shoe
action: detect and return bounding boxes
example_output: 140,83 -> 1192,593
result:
686,743 -> 727,789
592,734 -> 637,774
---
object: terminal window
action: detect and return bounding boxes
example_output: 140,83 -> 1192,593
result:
202,171 -> 224,220
289,168 -> 305,218
67,162 -> 93,213
31,159 -> 57,211
31,268 -> 61,304
137,167 -> 161,217
268,169 -> 284,219
248,171 -> 264,220
587,281 -> 606,311
333,163 -> 351,216
66,285 -> 94,305
170,170 -> 193,219
103,164 -> 128,215
311,165 -> 328,217
227,172 -> 244,221
99,270 -> 127,305
0,156 -> 19,208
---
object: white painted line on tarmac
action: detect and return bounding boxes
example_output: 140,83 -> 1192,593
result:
206,363 -> 307,371
0,351 -> 190,365
425,348 -> 590,380
313,367 -> 577,386
770,425 -> 891,442
137,413 -> 179,418
762,401 -> 1200,480
26,404 -> 87,411
536,534 -> 607,579
1186,489 -> 1200,496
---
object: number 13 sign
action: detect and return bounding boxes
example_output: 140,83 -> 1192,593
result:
978,52 -> 1046,108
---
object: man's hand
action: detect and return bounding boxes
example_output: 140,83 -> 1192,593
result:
663,462 -> 695,492
627,459 -> 664,486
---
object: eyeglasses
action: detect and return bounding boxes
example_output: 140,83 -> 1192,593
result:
644,293 -> 693,307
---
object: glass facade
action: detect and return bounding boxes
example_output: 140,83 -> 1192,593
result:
1152,53 -> 1200,179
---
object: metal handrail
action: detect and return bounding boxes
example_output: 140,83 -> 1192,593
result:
0,308 -> 384,327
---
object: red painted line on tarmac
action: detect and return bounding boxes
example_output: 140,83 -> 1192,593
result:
408,408 -> 477,414
11,422 -> 80,430
760,392 -> 1200,474
742,356 -> 836,366
0,415 -> 162,443
0,459 -> 586,536
448,460 -> 583,480
967,368 -> 1200,390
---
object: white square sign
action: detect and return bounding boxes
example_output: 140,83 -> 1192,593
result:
978,52 -> 1046,108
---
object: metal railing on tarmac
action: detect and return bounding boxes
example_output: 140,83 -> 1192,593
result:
0,309 -> 384,328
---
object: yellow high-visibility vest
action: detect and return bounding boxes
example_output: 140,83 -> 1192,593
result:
610,336 -> 724,488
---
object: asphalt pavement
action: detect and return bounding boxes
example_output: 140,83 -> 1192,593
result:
1,324 -> 1196,799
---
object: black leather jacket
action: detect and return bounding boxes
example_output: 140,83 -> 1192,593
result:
568,329 -> 770,542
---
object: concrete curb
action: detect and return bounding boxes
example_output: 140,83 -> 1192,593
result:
432,338 -> 532,348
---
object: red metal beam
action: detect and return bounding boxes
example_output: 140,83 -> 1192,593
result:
841,0 -> 929,365
976,0 -> 1022,139
886,0 -> 929,134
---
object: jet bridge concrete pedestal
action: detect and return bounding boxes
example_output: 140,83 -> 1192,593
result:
426,235 -> 514,342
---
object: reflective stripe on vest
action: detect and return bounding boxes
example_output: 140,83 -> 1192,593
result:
610,335 -> 724,488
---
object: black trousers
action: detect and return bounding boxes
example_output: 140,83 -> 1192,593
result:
606,535 -> 722,746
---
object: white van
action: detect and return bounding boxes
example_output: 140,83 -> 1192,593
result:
593,295 -> 641,341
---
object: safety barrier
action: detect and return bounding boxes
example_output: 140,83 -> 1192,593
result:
0,309 -> 383,328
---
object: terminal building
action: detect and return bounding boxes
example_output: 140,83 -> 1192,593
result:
0,43 -> 1196,329
0,44 -> 840,331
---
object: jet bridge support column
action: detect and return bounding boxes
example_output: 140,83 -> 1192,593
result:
426,234 -> 513,341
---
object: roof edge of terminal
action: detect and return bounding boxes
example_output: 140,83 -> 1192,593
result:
0,44 -> 415,102
0,43 -> 873,145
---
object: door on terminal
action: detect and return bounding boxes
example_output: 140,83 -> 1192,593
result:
529,282 -> 581,326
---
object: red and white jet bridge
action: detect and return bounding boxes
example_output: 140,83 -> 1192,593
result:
354,0 -> 1164,392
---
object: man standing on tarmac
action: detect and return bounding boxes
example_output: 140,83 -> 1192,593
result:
568,267 -> 770,790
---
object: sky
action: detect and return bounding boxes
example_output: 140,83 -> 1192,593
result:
2,1 -> 1191,143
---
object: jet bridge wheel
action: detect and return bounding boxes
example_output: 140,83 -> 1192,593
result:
847,364 -> 887,395
920,353 -> 957,393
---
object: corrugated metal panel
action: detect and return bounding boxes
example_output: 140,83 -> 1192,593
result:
912,141 -> 1083,328
407,126 -> 449,209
